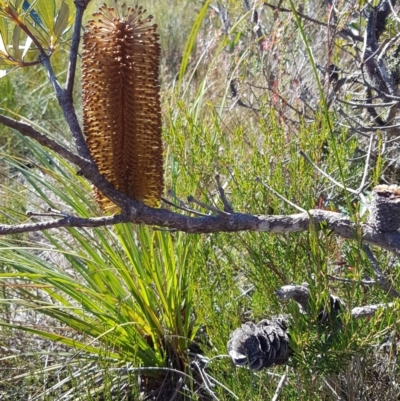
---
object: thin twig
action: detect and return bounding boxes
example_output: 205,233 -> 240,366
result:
263,1 -> 362,41
207,374 -> 239,400
363,245 -> 400,298
192,361 -> 219,401
299,151 -> 359,195
161,196 -> 209,217
327,275 -> 376,286
323,378 -> 344,401
357,134 -> 373,193
215,174 -> 234,213
187,196 -> 229,215
256,177 -> 306,213
383,134 -> 400,144
337,109 -> 372,138
26,210 -> 70,218
247,82 -> 313,120
271,366 -> 289,401
167,189 -> 187,207
166,190 -> 210,216
336,98 -> 398,108
263,2 -> 329,27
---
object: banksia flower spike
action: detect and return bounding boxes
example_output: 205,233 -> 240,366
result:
82,4 -> 163,211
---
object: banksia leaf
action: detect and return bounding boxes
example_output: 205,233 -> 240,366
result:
82,4 -> 163,210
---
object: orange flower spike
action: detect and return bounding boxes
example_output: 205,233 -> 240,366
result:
82,4 -> 163,211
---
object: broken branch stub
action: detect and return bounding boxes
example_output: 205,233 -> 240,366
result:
368,185 -> 400,232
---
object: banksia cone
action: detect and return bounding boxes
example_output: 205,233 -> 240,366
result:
228,317 -> 290,370
228,286 -> 346,370
82,4 -> 163,210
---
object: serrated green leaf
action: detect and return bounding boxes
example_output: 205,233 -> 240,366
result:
12,24 -> 21,60
0,55 -> 10,64
0,17 -> 8,53
24,18 -> 50,48
34,0 -> 55,34
53,1 -> 68,41
22,0 -> 44,28
0,59 -> 16,68
15,0 -> 24,10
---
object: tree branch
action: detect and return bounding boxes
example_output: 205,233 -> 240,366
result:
0,214 -> 128,235
276,284 -> 396,319
39,2 -> 94,166
65,0 -> 88,98
364,244 -> 400,297
351,302 -> 394,318
0,114 -> 145,212
263,2 -> 363,42
0,114 -> 85,167
39,54 -> 63,99
0,208 -> 399,254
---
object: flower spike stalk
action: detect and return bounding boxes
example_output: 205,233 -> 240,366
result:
82,4 -> 163,211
